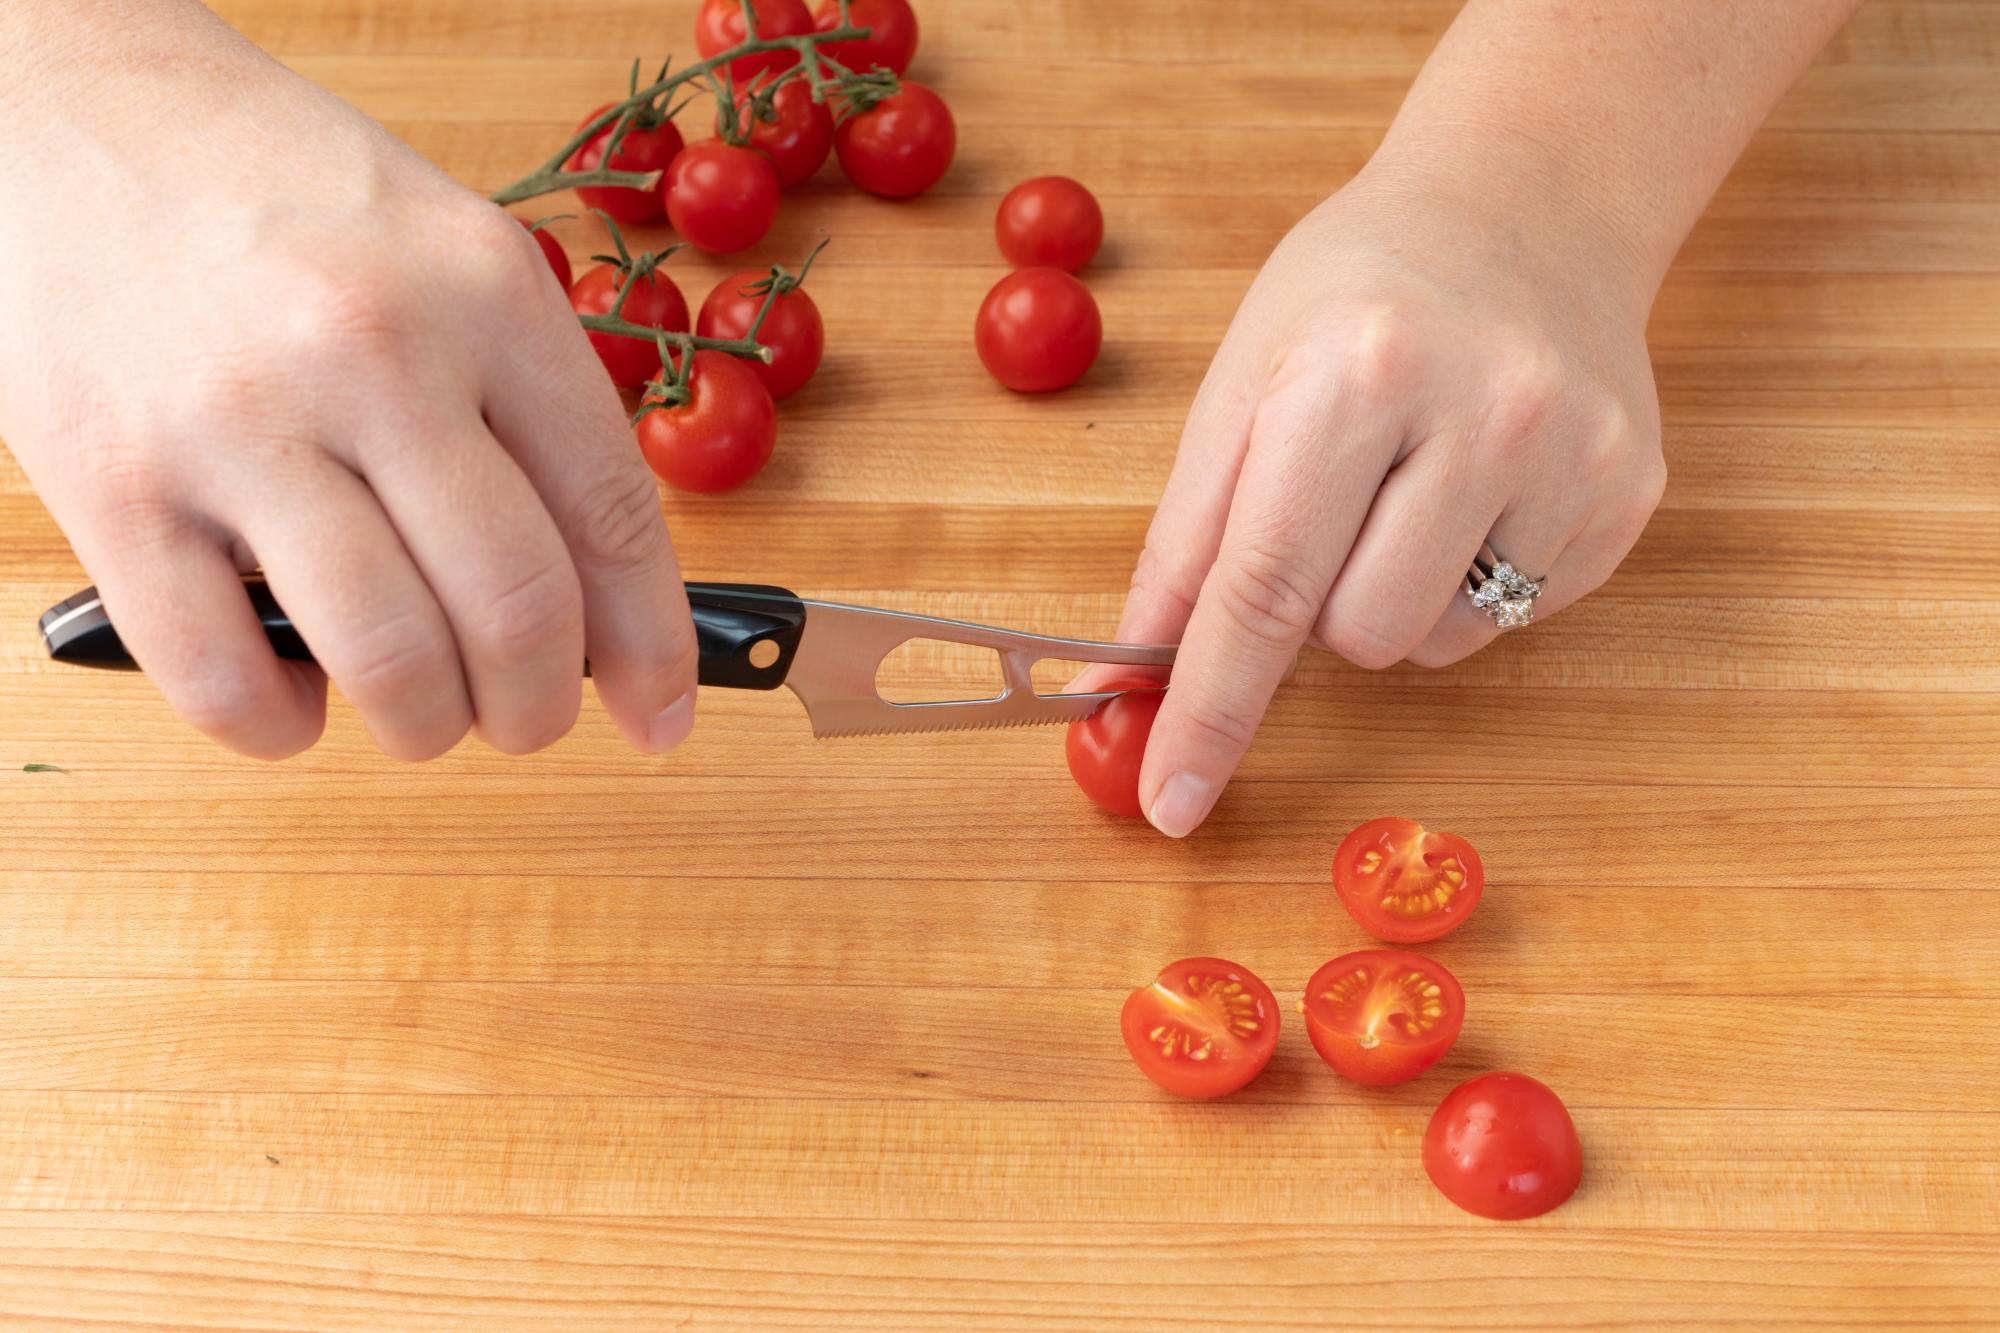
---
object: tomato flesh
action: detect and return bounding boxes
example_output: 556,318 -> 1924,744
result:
1120,957 -> 1279,1099
1065,674 -> 1164,818
1302,949 -> 1463,1086
1423,1072 -> 1583,1220
1333,817 -> 1485,944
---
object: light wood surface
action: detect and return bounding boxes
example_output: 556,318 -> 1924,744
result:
4,0 -> 1999,1327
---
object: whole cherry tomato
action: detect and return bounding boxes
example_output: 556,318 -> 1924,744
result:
737,78 -> 834,187
975,267 -> 1102,393
636,351 -> 778,493
694,0 -> 815,84
813,0 -> 919,75
698,271 -> 824,401
833,82 -> 955,198
1065,675 -> 1165,818
569,263 -> 692,389
518,218 -> 572,290
564,104 -> 685,226
1120,957 -> 1279,1099
1302,950 -> 1464,1087
996,176 -> 1103,272
666,141 -> 782,254
1334,817 -> 1486,944
1423,1073 -> 1583,1220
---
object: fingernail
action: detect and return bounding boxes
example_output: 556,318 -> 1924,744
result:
1147,772 -> 1216,839
646,694 -> 695,754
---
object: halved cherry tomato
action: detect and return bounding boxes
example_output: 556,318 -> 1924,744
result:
666,140 -> 782,254
636,350 -> 778,493
569,263 -> 692,389
565,104 -> 685,226
1333,817 -> 1485,944
996,176 -> 1103,273
1120,957 -> 1279,1099
1066,674 -> 1164,819
695,0 -> 815,84
518,218 -> 572,290
1301,949 -> 1463,1086
697,271 -> 824,401
737,78 -> 834,187
1423,1072 -> 1582,1220
813,0 -> 919,75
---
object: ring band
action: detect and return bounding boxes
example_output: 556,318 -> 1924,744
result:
1465,543 -> 1545,630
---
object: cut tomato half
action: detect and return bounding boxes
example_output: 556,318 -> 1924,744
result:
1302,949 -> 1464,1086
1333,817 -> 1485,944
1120,957 -> 1279,1099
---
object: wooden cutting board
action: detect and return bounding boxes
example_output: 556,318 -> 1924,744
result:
2,1 -> 1997,1326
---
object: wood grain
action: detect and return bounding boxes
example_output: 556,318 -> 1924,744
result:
3,0 -> 1999,1327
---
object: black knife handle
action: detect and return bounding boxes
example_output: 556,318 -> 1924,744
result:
38,578 -> 806,692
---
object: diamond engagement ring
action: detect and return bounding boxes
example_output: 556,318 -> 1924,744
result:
1465,544 -> 1545,630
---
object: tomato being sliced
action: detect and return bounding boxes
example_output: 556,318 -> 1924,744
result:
1301,949 -> 1463,1087
1333,817 -> 1485,944
1120,957 -> 1279,1099
1065,674 -> 1164,819
1423,1072 -> 1582,1220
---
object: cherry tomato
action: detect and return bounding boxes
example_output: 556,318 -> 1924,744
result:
1302,950 -> 1464,1087
697,273 -> 824,401
569,264 -> 692,389
833,82 -> 955,198
695,0 -> 815,84
813,0 -> 919,75
1423,1073 -> 1583,1220
1334,817 -> 1486,944
518,219 -> 572,290
1120,957 -> 1279,1099
666,141 -> 782,254
738,78 -> 834,187
996,176 -> 1103,273
1065,675 -> 1164,819
636,351 -> 778,493
565,104 -> 685,226
975,267 -> 1102,393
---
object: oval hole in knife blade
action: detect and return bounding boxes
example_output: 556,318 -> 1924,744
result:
874,637 -> 1009,705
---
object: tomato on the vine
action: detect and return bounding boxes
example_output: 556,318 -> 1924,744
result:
636,350 -> 778,493
569,263 -> 691,389
1423,1073 -> 1583,1220
813,0 -> 919,75
1120,957 -> 1279,1099
695,0 -> 815,84
833,82 -> 955,198
518,219 -> 572,290
698,272 -> 824,401
975,267 -> 1102,393
565,104 -> 684,226
1302,950 -> 1464,1087
666,141 -> 781,254
737,78 -> 834,187
996,176 -> 1103,273
1066,675 -> 1164,818
1334,817 -> 1485,944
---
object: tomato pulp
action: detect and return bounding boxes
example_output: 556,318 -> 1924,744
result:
1065,674 -> 1165,818
1423,1072 -> 1583,1220
1334,817 -> 1485,943
1120,957 -> 1279,1099
1302,949 -> 1464,1086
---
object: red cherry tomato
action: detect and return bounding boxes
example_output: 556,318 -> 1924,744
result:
1423,1073 -> 1583,1220
1120,957 -> 1279,1099
737,78 -> 834,187
695,0 -> 814,84
518,219 -> 572,290
666,141 -> 781,254
833,83 -> 955,198
1065,675 -> 1164,818
996,176 -> 1103,272
565,104 -> 685,226
636,351 -> 778,493
975,267 -> 1102,393
569,264 -> 692,389
1334,817 -> 1486,944
1302,950 -> 1464,1087
813,0 -> 919,75
697,273 -> 824,401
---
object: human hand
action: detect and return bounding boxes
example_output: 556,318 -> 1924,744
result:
1112,160 -> 1668,836
0,3 -> 696,761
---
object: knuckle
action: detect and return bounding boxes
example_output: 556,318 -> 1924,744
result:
1323,615 -> 1406,671
451,201 -> 547,300
283,266 -> 409,361
482,695 -> 580,758
1336,306 -> 1420,403
1126,544 -> 1200,623
77,441 -> 186,536
566,469 -> 669,576
474,558 -> 582,656
339,609 -> 453,702
1213,545 -> 1323,651
1176,696 -> 1260,753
